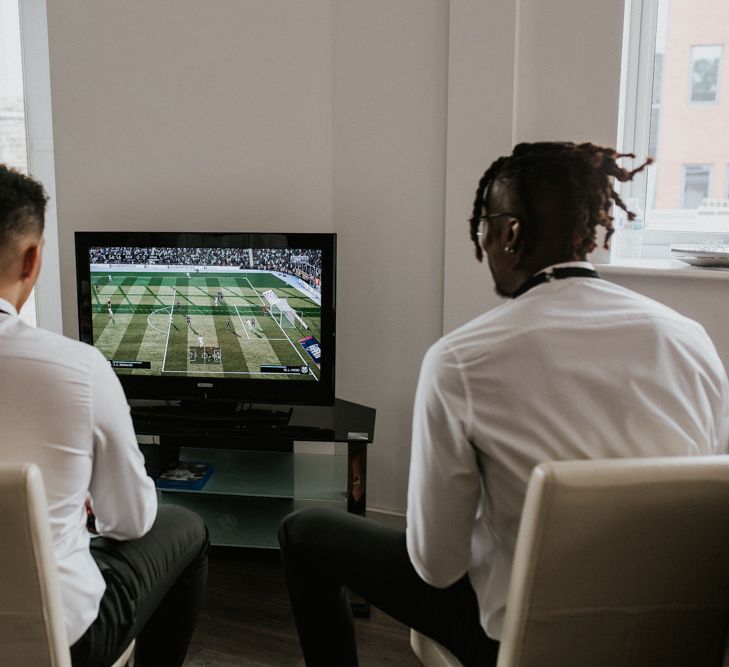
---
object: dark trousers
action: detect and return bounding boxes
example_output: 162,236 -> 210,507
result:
278,507 -> 499,667
70,505 -> 209,667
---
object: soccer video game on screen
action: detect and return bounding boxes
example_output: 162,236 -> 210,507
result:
89,246 -> 322,381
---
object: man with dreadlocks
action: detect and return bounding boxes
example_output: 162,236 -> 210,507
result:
278,142 -> 729,667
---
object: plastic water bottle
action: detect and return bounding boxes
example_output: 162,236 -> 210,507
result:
617,198 -> 644,260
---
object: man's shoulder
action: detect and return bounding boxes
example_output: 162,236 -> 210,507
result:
15,323 -> 105,371
437,279 -> 712,362
583,279 -> 707,333
439,301 -> 518,353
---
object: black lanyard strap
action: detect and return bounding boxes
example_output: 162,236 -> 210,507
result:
512,267 -> 601,299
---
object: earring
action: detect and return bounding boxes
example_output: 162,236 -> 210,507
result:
504,246 -> 515,254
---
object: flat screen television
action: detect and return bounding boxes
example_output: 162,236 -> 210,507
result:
75,231 -> 336,408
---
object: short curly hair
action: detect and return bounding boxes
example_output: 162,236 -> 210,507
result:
468,142 -> 652,262
0,164 -> 47,250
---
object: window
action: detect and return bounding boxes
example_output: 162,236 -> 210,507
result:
0,0 -> 62,332
0,0 -> 34,324
617,0 -> 729,261
682,165 -> 712,209
689,45 -> 722,104
0,3 -> 27,173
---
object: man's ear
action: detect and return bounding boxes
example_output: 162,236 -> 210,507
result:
20,242 -> 41,280
504,218 -> 522,255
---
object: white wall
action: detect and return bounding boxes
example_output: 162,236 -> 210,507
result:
443,0 -> 626,333
444,0 -> 729,360
48,0 -> 335,336
332,1 -> 449,510
45,0 -> 728,513
514,0 -> 624,147
442,0 -> 517,332
46,0 -> 448,512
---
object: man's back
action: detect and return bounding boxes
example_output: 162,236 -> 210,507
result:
0,163 -> 207,666
0,306 -> 156,643
407,273 -> 729,639
2,313 -> 97,501
465,275 -> 728,483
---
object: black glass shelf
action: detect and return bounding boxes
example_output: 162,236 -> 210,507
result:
132,398 -> 375,443
159,447 -> 348,501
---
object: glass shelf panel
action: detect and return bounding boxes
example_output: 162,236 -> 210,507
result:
158,447 -> 347,501
158,493 -> 346,548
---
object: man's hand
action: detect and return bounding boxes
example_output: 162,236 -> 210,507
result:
85,493 -> 98,534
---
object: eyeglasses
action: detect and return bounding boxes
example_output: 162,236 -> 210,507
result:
475,212 -> 520,237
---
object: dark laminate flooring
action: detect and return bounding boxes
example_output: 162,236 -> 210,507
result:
181,513 -> 417,667
148,509 -> 729,667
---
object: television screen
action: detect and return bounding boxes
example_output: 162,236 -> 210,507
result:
75,231 -> 335,406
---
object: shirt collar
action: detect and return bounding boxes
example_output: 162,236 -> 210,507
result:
534,260 -> 595,277
0,296 -> 18,316
511,261 -> 599,299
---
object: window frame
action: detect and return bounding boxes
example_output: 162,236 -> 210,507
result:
617,0 -> 658,212
18,0 -> 63,333
617,0 -> 729,261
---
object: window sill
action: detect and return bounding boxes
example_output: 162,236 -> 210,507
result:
597,259 -> 729,281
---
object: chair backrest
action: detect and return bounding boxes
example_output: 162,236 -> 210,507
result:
497,456 -> 729,667
0,463 -> 71,667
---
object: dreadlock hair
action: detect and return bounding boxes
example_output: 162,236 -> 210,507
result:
0,164 -> 47,252
468,142 -> 653,262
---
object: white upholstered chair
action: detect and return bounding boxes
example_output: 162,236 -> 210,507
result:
412,455 -> 729,667
0,463 -> 134,667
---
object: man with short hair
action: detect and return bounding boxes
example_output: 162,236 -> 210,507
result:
0,164 -> 209,667
278,142 -> 729,667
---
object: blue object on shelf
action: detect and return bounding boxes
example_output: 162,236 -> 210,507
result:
156,461 -> 213,490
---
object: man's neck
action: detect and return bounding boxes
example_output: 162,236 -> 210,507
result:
0,293 -> 19,315
525,255 -> 588,277
0,286 -> 23,313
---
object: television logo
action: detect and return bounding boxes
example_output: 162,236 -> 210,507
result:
299,335 -> 321,369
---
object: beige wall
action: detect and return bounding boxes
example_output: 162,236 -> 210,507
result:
443,0 -> 625,333
332,1 -> 449,508
47,0 -> 448,512
514,0 -> 624,148
45,0 -> 728,513
48,0 -> 335,310
442,0 -> 517,332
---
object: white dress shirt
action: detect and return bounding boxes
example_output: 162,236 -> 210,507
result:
0,297 -> 157,644
406,263 -> 729,640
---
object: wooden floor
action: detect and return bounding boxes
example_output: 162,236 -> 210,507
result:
181,513 -> 417,667
182,548 -> 729,667
158,509 -> 729,667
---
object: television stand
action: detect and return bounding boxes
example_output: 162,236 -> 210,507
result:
132,401 -> 293,427
133,398 -> 376,549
